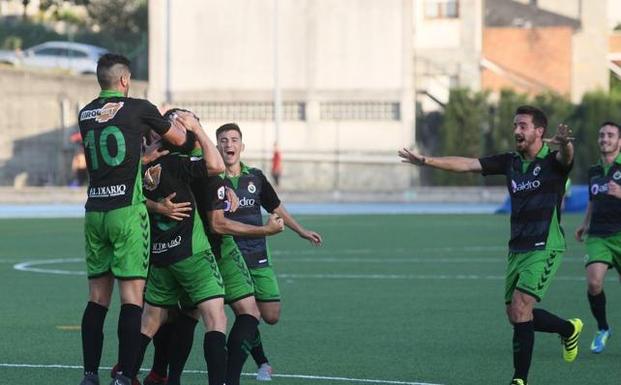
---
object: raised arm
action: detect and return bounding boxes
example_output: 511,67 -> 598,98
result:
175,112 -> 225,175
208,210 -> 284,237
272,204 -> 322,245
544,124 -> 575,167
398,148 -> 482,173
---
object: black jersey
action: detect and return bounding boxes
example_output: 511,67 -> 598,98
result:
587,155 -> 621,237
143,153 -> 210,267
78,91 -> 171,212
480,144 -> 571,252
192,175 -> 230,259
223,164 -> 281,268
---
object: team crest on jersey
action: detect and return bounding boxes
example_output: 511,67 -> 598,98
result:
80,102 -> 124,123
143,164 -> 162,191
217,186 -> 226,200
533,165 -> 541,176
613,170 -> 621,181
248,182 -> 256,193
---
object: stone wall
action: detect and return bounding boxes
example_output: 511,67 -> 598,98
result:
0,67 -> 147,186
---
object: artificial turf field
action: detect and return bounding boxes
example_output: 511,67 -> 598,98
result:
1,213 -> 620,385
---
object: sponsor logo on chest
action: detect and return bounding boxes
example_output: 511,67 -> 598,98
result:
88,184 -> 127,198
511,179 -> 541,194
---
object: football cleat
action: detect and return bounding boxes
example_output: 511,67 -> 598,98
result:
562,318 -> 583,362
79,373 -> 100,385
510,379 -> 527,385
110,364 -> 141,385
143,371 -> 167,385
256,363 -> 273,381
109,373 -> 133,385
590,329 -> 611,354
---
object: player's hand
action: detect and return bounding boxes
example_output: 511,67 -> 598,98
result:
398,147 -> 426,166
299,229 -> 322,246
543,123 -> 575,146
225,187 -> 239,213
174,111 -> 203,134
159,192 -> 192,221
265,213 -> 285,235
142,140 -> 169,164
607,181 -> 621,199
575,224 -> 587,242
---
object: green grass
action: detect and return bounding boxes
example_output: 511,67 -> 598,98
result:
0,214 -> 619,385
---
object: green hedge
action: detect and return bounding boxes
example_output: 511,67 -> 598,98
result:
423,87 -> 621,185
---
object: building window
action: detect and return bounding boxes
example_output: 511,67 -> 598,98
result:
179,102 -> 306,121
424,0 -> 459,19
320,102 -> 400,121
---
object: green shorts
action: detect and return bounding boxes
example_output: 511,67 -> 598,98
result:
249,266 -> 281,302
218,237 -> 255,304
84,204 -> 150,279
145,250 -> 224,307
505,249 -> 563,304
585,233 -> 621,272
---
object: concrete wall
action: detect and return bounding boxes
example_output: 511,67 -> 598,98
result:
148,0 -> 415,191
0,67 -> 147,186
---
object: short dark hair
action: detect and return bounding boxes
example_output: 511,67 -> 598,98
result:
600,121 -> 621,134
96,53 -> 131,89
216,123 -> 243,140
162,108 -> 199,121
515,105 -> 548,132
161,107 -> 198,154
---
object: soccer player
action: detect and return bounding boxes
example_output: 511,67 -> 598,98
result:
133,112 -> 231,385
399,105 -> 581,385
575,121 -> 621,353
140,109 -> 285,385
216,123 -> 323,381
77,53 -> 187,385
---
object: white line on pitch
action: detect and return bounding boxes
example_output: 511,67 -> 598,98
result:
0,363 -> 444,385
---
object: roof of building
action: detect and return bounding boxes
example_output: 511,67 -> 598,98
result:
485,0 -> 581,29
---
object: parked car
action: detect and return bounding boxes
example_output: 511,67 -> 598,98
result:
0,41 -> 108,74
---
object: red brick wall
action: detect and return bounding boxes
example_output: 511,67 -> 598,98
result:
482,27 -> 573,96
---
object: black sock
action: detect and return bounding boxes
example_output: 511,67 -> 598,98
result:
117,304 -> 143,378
151,322 -> 174,377
131,333 -> 152,378
204,331 -> 227,385
226,314 -> 259,385
588,291 -> 609,331
533,308 -> 574,337
251,328 -> 269,367
512,321 -> 534,382
167,312 -> 199,385
81,301 -> 108,375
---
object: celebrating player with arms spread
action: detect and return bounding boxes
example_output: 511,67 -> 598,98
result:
399,105 -> 581,385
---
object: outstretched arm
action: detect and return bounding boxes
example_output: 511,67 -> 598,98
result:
272,204 -> 322,245
398,148 -> 482,173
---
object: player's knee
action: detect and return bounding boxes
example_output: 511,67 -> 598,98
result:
262,308 -> 280,325
587,280 -> 603,295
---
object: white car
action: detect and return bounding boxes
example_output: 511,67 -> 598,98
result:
0,41 -> 108,74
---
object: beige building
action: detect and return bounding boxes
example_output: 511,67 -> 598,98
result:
148,0 -> 415,191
